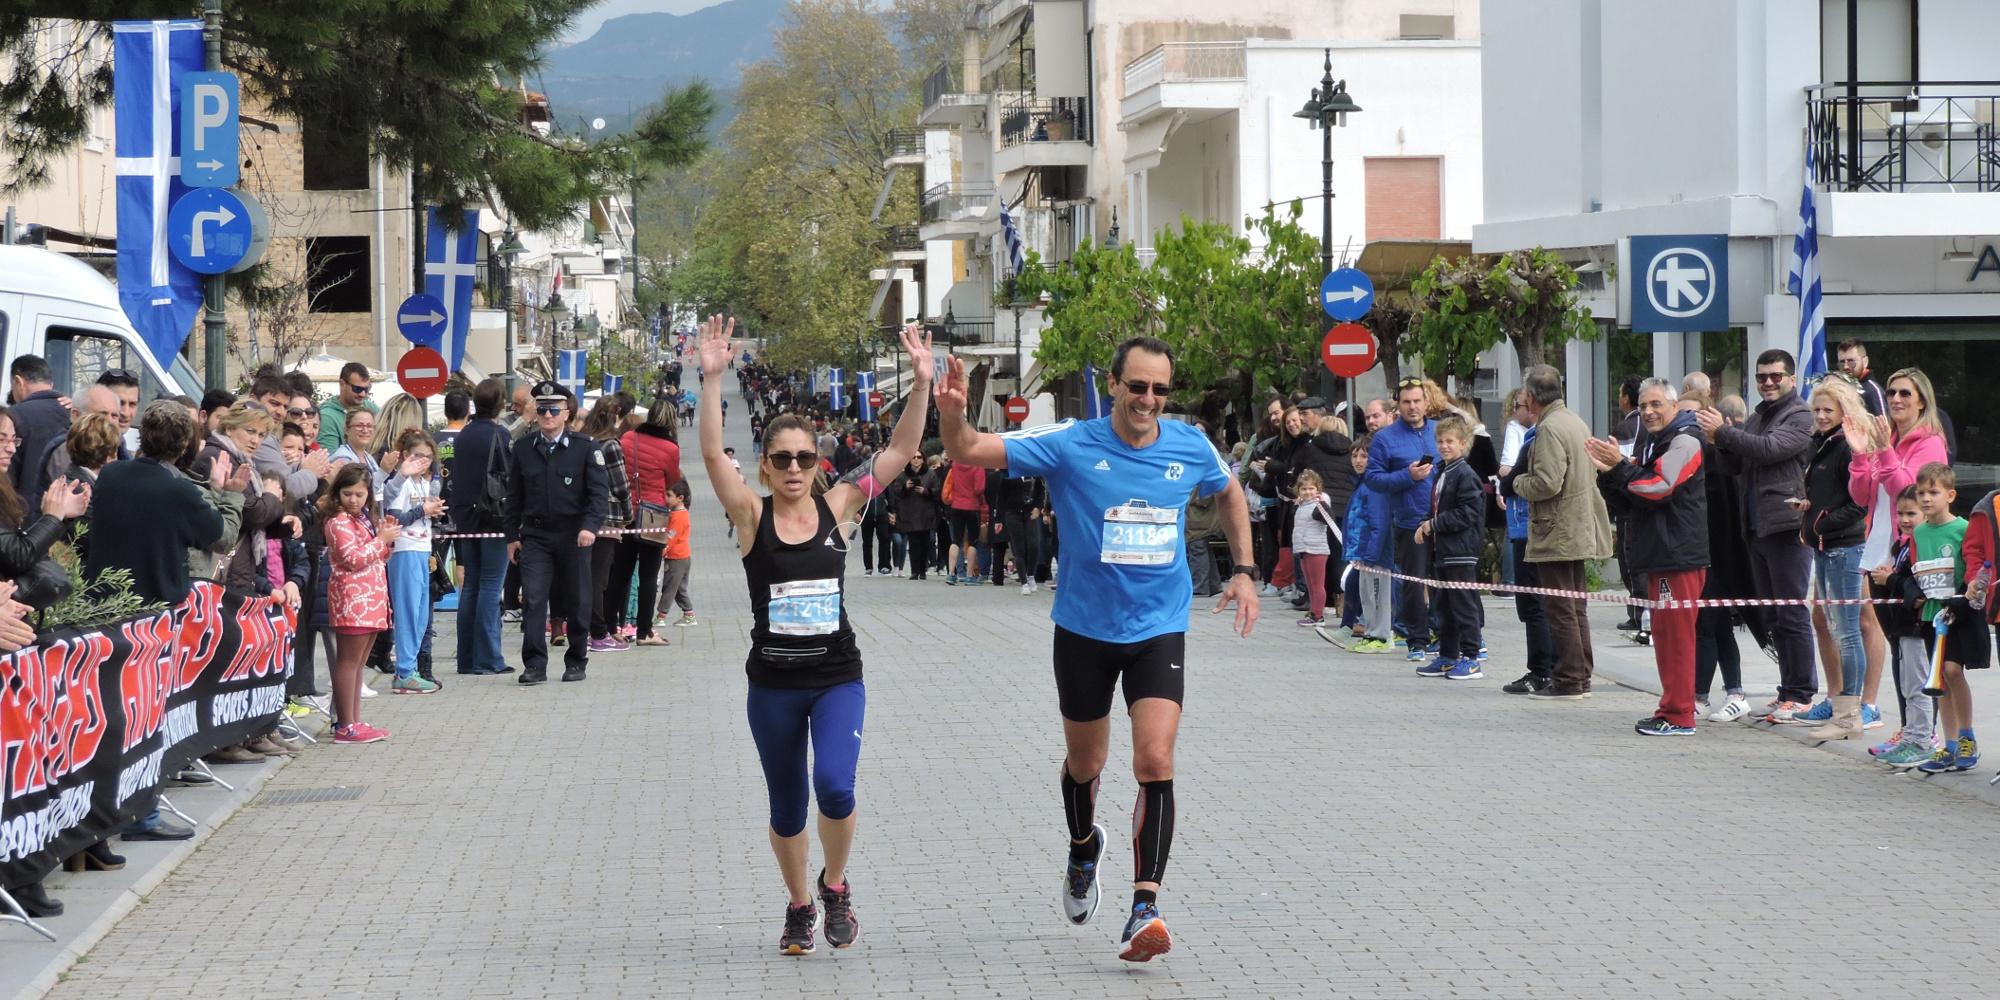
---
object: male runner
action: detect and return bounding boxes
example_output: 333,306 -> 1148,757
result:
936,335 -> 1259,962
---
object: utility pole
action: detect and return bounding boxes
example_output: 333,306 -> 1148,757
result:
201,0 -> 226,390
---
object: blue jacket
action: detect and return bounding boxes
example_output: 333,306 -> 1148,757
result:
1505,427 -> 1536,541
1343,473 -> 1393,567
1365,417 -> 1437,529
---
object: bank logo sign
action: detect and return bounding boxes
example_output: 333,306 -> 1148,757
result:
1629,234 -> 1728,333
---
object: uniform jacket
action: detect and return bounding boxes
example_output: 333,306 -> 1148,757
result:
503,431 -> 610,539
1598,410 -> 1709,575
1713,391 -> 1811,538
1508,400 -> 1614,563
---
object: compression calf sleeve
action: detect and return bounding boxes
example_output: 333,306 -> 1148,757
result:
1132,779 -> 1175,886
1061,765 -> 1100,856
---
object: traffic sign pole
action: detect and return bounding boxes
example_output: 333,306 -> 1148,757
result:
201,0 -> 225,391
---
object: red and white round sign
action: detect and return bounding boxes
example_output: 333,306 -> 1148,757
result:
1320,323 -> 1377,378
1003,396 -> 1030,423
395,346 -> 449,399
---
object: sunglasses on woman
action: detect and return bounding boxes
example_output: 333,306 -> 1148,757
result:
765,450 -> 819,470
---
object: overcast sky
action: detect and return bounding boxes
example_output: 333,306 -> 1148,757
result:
562,0 -> 725,44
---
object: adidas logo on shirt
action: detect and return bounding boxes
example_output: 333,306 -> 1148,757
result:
1094,459 -> 1111,471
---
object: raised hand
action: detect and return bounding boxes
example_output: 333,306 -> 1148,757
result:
934,354 -> 970,417
1841,413 -> 1875,454
899,323 -> 935,388
697,314 -> 737,378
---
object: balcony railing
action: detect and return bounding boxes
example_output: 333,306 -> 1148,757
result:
923,63 -> 957,111
1123,41 -> 1246,96
947,319 -> 999,346
921,181 -> 997,223
878,224 -> 921,253
999,96 -> 1092,148
884,127 -> 925,161
1806,82 -> 2000,192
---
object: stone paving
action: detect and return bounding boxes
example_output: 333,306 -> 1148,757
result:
32,412 -> 2000,999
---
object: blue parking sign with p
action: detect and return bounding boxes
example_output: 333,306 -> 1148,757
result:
178,72 -> 240,189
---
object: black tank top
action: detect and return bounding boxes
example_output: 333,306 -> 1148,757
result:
742,493 -> 861,688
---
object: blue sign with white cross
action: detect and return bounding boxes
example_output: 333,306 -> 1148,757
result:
1630,234 -> 1728,332
558,349 -> 588,397
1319,267 -> 1374,322
178,71 -> 239,188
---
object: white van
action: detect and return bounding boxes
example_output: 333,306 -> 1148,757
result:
0,245 -> 204,403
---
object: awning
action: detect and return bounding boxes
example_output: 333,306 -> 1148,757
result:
1033,1 -> 1087,98
1121,111 -> 1185,172
1353,239 -> 1474,291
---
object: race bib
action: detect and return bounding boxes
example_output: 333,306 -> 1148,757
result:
768,578 -> 842,635
1913,555 -> 1958,600
1101,500 -> 1180,566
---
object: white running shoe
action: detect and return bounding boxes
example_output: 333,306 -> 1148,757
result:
1021,581 -> 1035,595
359,683 -> 378,700
1061,823 -> 1106,925
1708,695 -> 1750,723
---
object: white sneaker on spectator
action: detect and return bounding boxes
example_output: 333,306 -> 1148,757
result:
1708,695 -> 1751,723
1748,698 -> 1781,719
359,684 -> 378,700
1695,699 -> 1711,720
1021,581 -> 1035,595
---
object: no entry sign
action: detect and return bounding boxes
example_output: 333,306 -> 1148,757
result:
1003,396 -> 1030,423
1321,323 -> 1377,378
396,346 -> 449,399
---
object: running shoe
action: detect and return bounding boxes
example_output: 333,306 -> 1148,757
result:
1295,615 -> 1324,628
1748,698 -> 1783,719
1635,716 -> 1696,737
1880,741 -> 1934,768
1694,700 -> 1711,720
1501,672 -> 1550,695
1868,729 -> 1904,757
1063,824 -> 1106,925
1415,658 -> 1453,678
359,683 -> 378,699
587,636 -> 629,653
1766,700 -> 1812,724
1022,581 -> 1035,595
1475,645 -> 1489,662
290,693 -> 331,715
1794,700 -> 1833,724
1406,645 -> 1428,663
778,901 -> 818,956
1916,744 -> 1961,774
1862,703 -> 1885,730
283,702 -> 311,717
818,871 -> 859,948
1957,736 -> 1980,770
676,613 -> 698,627
391,675 -> 440,695
1706,696 -> 1750,723
1348,638 -> 1392,654
1118,901 -> 1172,962
1445,658 -> 1483,681
618,625 -> 638,641
332,723 -> 389,744
502,608 -> 522,623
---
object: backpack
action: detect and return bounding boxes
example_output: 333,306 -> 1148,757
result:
467,431 -> 510,532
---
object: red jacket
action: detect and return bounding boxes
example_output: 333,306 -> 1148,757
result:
945,461 -> 987,512
620,426 -> 683,508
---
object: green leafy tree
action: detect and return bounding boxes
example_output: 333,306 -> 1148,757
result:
1,3 -> 713,230
1407,247 -> 1597,389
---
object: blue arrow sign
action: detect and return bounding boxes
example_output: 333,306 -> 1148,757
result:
395,292 -> 447,346
178,72 -> 239,188
166,187 -> 259,274
1319,267 -> 1374,322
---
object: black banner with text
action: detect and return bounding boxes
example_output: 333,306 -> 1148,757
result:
0,583 -> 294,889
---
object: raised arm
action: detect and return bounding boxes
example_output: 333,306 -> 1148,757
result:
829,324 -> 934,521
935,354 -> 1010,469
696,314 -> 761,532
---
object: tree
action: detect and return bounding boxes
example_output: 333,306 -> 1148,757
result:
1407,247 -> 1597,388
0,4 -> 714,230
1362,295 -> 1415,392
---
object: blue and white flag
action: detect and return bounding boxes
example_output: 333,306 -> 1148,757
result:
602,373 -> 623,395
557,349 -> 587,397
114,20 -> 205,364
1789,143 -> 1826,397
424,207 -> 480,373
829,367 -> 846,411
998,197 -> 1025,277
1082,364 -> 1114,420
857,370 -> 877,421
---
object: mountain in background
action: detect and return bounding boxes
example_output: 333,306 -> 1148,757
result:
536,0 -> 787,137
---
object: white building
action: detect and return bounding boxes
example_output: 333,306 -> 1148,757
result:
907,0 -> 1482,422
1476,0 -> 2000,486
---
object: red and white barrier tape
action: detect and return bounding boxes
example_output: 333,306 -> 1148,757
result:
433,525 -> 673,541
1352,565 -> 1903,611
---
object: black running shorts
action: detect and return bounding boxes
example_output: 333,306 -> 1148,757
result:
1052,626 -> 1186,722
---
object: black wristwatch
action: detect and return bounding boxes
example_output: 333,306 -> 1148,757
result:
1231,564 -> 1260,581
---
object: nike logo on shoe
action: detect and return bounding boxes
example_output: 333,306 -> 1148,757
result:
1168,663 -> 1182,670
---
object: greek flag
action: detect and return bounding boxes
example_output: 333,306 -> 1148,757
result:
1789,143 -> 1826,397
113,20 -> 205,364
829,367 -> 846,411
557,349 -> 587,397
602,373 -> 623,395
1082,364 -> 1113,420
857,370 -> 877,421
424,207 -> 480,372
998,197 -> 1024,277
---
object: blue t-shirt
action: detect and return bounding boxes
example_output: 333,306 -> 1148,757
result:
1002,417 -> 1233,643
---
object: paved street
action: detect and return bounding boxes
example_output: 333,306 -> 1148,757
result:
34,412 -> 2000,1000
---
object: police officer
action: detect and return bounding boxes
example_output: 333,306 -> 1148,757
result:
505,381 -> 609,684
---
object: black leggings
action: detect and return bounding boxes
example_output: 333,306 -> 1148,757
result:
903,530 -> 932,578
608,538 -> 666,638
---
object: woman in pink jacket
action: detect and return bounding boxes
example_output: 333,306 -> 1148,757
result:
1846,366 -> 1949,746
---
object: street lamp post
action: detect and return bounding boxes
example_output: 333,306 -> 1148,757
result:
496,230 -> 526,394
1293,49 -> 1361,418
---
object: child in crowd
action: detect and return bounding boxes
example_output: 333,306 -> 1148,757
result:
1962,479 -> 2000,778
1909,463 -> 1986,773
383,428 -> 444,695
1337,434 -> 1370,634
1290,470 -> 1337,628
1413,415 -> 1486,680
659,484 -> 697,627
1873,487 -> 1936,767
322,463 -> 399,743
1342,433 -> 1394,653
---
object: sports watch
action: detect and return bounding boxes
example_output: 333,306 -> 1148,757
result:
1231,564 -> 1260,581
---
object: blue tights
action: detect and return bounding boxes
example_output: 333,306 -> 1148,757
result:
746,680 -> 865,837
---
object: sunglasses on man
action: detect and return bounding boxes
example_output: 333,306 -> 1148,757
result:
1121,380 -> 1172,398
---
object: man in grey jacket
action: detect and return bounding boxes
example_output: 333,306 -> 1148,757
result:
1694,349 -> 1815,718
